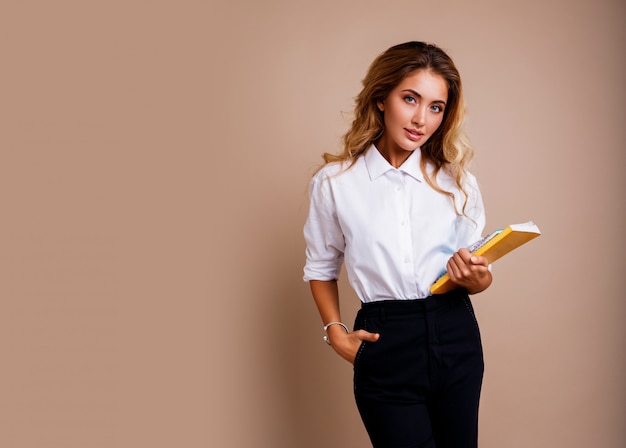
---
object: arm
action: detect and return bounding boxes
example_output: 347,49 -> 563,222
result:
446,248 -> 493,295
309,280 -> 379,364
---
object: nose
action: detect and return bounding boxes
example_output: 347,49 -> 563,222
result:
413,107 -> 426,127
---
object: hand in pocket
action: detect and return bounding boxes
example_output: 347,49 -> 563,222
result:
326,328 -> 380,364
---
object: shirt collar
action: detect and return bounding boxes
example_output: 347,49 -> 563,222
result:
364,144 -> 424,182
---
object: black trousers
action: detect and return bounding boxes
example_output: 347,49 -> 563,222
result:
353,289 -> 484,448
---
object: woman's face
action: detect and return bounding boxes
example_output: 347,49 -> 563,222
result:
376,69 -> 448,167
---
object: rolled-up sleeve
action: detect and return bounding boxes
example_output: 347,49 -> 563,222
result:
303,171 -> 345,282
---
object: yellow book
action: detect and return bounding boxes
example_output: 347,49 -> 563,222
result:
430,221 -> 541,294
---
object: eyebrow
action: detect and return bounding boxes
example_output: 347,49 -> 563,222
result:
402,89 -> 447,106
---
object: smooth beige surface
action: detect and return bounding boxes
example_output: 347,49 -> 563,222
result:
1,1 -> 624,447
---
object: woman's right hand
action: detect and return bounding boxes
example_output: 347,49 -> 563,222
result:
326,327 -> 380,364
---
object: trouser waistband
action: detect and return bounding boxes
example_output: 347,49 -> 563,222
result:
360,289 -> 469,316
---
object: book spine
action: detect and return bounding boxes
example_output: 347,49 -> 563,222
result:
473,226 -> 513,259
468,229 -> 502,253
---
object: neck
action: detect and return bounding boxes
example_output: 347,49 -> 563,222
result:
376,140 -> 413,168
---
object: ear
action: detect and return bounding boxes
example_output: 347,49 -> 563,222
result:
377,100 -> 384,112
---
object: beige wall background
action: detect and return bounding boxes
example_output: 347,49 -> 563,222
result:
1,0 -> 624,447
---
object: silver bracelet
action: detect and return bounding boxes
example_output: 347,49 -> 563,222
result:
323,321 -> 349,345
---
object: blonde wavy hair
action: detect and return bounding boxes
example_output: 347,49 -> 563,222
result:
322,41 -> 475,215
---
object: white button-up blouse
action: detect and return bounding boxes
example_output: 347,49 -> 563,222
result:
303,145 -> 486,302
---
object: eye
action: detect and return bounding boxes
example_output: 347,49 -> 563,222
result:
430,104 -> 444,113
404,95 -> 416,104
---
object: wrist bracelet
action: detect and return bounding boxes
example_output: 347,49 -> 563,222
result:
323,321 -> 349,346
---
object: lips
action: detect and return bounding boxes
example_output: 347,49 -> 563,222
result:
404,128 -> 424,141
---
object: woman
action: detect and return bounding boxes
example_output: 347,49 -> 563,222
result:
303,41 -> 492,447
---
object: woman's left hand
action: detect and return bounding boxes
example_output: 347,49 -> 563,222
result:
446,248 -> 493,294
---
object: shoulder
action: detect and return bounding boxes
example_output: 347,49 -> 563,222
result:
312,161 -> 344,181
436,164 -> 479,190
464,169 -> 479,185
311,159 -> 361,185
